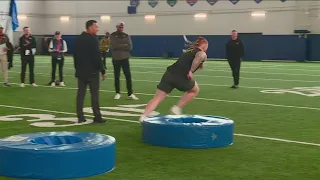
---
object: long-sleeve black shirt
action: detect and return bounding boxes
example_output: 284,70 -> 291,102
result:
19,35 -> 36,57
226,38 -> 244,60
73,31 -> 105,78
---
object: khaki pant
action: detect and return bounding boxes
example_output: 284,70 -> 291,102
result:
0,54 -> 8,83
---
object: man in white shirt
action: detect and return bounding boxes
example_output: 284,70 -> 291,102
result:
48,31 -> 68,86
0,25 -> 10,87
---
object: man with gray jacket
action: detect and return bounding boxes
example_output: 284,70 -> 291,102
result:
110,22 -> 138,100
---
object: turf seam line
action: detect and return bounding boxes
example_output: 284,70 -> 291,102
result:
6,82 -> 320,112
0,104 -> 319,147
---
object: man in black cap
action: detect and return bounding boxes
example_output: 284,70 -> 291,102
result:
73,20 -> 106,123
226,30 -> 244,88
48,31 -> 68,86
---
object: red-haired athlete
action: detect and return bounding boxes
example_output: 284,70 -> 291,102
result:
140,37 -> 208,122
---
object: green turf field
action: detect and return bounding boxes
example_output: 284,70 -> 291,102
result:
0,56 -> 319,180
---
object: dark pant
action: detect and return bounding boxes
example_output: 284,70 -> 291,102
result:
21,57 -> 35,84
228,58 -> 241,85
76,72 -> 102,121
112,58 -> 133,96
101,52 -> 107,69
51,56 -> 64,82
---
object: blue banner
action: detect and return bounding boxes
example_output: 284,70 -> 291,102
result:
9,0 -> 19,31
187,0 -> 198,6
207,0 -> 218,6
130,0 -> 140,7
229,0 -> 239,5
167,0 -> 177,7
254,0 -> 262,4
148,0 -> 159,8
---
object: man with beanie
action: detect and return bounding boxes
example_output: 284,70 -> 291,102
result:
110,22 -> 138,100
73,20 -> 106,123
48,31 -> 68,86
0,25 -> 10,87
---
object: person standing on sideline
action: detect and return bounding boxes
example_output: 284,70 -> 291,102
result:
19,26 -> 37,87
48,31 -> 68,86
0,25 -> 10,87
100,32 -> 110,69
110,22 -> 138,100
226,30 -> 244,89
73,20 -> 106,123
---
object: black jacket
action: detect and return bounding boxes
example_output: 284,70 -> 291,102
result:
226,38 -> 244,60
19,35 -> 37,58
73,32 -> 105,78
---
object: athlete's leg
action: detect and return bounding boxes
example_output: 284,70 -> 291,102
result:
172,81 -> 199,114
140,89 -> 168,122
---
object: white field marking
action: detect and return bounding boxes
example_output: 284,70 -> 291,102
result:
7,71 -> 277,90
0,104 -> 319,147
10,64 -> 320,83
6,82 -> 320,112
128,65 -> 320,77
26,60 -> 320,76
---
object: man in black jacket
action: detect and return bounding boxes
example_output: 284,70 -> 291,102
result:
19,26 -> 37,87
226,30 -> 244,89
73,20 -> 106,123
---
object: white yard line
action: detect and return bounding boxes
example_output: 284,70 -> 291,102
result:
10,65 -> 320,83
8,71 -> 277,90
0,104 -> 319,147
6,82 -> 320,111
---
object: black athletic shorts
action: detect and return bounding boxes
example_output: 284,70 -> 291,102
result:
157,70 -> 195,93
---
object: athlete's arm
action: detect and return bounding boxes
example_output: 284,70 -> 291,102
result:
190,51 -> 207,73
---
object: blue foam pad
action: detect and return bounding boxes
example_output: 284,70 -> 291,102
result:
142,115 -> 234,149
0,132 -> 116,179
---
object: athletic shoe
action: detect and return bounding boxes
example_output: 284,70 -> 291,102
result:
31,83 -> 38,87
114,93 -> 121,100
60,82 -> 65,86
20,83 -> 25,88
3,83 -> 10,87
128,94 -> 139,100
231,85 -> 239,89
93,119 -> 107,123
51,82 -> 55,87
170,105 -> 182,115
139,115 -> 147,123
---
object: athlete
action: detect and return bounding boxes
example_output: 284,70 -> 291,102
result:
139,37 -> 208,122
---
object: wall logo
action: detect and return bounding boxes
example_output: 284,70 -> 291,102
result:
260,87 -> 320,97
229,0 -> 239,5
148,0 -> 159,8
0,104 -> 159,128
207,0 -> 218,6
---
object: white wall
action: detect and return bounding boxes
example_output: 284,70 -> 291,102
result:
41,0 -> 304,35
2,0 -> 320,35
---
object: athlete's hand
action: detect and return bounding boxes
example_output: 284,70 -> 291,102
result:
101,73 -> 106,80
187,71 -> 193,79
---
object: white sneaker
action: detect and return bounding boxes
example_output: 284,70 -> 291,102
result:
114,93 -> 121,100
60,82 -> 65,86
128,94 -> 139,100
139,115 -> 147,123
20,83 -> 25,88
51,82 -> 55,87
170,105 -> 182,115
31,83 -> 38,87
